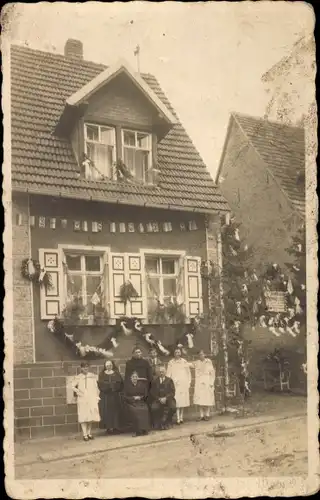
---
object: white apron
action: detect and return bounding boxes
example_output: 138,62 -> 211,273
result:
72,372 -> 101,423
167,358 -> 191,408
193,359 -> 215,406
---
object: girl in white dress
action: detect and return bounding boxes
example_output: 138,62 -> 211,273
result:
166,348 -> 191,424
193,350 -> 215,421
72,361 -> 100,441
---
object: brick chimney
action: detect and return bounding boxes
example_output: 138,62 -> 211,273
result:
64,39 -> 83,60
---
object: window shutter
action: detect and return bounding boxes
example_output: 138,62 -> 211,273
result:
184,256 -> 203,320
39,248 -> 63,320
109,254 -> 127,318
102,251 -> 109,313
126,253 -> 146,318
109,252 -> 147,319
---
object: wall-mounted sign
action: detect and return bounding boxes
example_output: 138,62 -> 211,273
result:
265,291 -> 287,313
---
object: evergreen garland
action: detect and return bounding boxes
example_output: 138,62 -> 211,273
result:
119,280 -> 139,304
21,258 -> 53,289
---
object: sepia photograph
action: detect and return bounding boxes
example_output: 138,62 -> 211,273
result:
2,1 -> 318,498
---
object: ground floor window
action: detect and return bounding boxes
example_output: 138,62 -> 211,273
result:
64,253 -> 105,317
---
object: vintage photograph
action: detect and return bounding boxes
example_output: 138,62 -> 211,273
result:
3,2 -> 318,498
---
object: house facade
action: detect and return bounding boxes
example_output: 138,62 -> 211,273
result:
11,40 -> 228,439
216,112 -> 305,271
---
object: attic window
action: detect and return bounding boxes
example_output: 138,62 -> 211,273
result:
84,123 -> 116,179
122,129 -> 152,183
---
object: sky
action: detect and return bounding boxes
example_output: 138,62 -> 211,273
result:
4,1 -> 314,178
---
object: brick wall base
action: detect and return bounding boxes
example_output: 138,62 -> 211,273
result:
14,358 -> 234,441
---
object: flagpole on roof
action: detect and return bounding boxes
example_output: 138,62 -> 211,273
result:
134,44 -> 140,73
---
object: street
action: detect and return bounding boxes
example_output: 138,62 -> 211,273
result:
16,416 -> 307,479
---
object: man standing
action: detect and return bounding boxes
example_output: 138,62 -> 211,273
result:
125,347 -> 153,387
150,365 -> 176,430
147,347 -> 162,378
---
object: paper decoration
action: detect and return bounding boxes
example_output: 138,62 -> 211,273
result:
29,216 -> 35,227
74,221 -> 81,231
146,223 -> 153,232
188,220 -> 197,231
110,222 -> 116,233
163,222 -> 172,232
138,223 -> 145,233
61,219 -> 67,229
119,223 -> 126,233
50,218 -> 56,229
152,222 -> 159,232
180,222 -> 186,231
128,223 -> 135,233
39,217 -> 46,228
91,292 -> 101,305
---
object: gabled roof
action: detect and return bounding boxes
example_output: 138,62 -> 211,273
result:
217,112 -> 305,217
66,59 -> 177,125
10,44 -> 228,214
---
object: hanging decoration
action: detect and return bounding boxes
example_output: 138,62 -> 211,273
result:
30,215 -> 199,234
21,258 -> 53,289
47,317 -> 114,359
119,280 -> 139,304
115,159 -> 134,182
47,309 -> 200,360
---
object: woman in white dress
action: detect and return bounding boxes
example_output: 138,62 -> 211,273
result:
193,350 -> 215,421
72,361 -> 101,441
166,348 -> 191,424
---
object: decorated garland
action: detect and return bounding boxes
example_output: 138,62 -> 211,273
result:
47,312 -> 200,360
21,258 -> 53,289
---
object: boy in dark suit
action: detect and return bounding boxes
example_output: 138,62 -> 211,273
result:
150,365 -> 176,430
147,347 -> 162,378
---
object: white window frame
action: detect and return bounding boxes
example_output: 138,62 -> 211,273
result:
121,129 -> 152,182
141,248 -> 185,311
58,244 -> 110,316
84,123 -> 116,179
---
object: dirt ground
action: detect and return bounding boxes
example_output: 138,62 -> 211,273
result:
16,416 -> 307,479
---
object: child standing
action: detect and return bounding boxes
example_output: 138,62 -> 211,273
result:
72,361 -> 100,441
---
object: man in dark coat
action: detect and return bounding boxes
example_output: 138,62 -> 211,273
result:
150,365 -> 176,430
125,347 -> 153,387
147,347 -> 162,378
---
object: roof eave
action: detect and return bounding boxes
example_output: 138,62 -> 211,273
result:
12,184 -> 228,215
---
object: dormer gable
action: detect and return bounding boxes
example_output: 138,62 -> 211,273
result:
66,58 -> 176,125
56,57 -> 177,185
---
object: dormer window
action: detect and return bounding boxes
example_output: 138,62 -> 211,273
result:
84,123 -> 116,179
122,129 -> 152,183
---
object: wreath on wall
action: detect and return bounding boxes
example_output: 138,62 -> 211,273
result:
21,258 -> 53,289
47,313 -> 200,360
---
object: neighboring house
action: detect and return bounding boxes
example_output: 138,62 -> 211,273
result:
216,112 -> 305,270
11,40 -> 228,438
